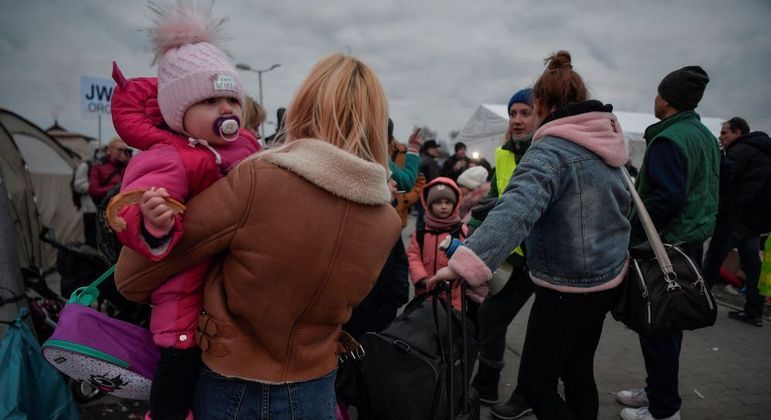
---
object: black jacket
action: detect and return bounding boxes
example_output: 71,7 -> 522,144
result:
440,154 -> 470,181
343,237 -> 409,339
419,155 -> 441,183
718,131 -> 771,227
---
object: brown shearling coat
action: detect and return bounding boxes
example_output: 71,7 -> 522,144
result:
115,139 -> 401,383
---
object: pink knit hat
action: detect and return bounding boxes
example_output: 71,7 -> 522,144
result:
149,2 -> 244,134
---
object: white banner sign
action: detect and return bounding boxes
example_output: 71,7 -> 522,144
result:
80,76 -> 115,119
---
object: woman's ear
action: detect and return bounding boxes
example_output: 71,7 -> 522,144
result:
533,98 -> 547,119
533,98 -> 548,127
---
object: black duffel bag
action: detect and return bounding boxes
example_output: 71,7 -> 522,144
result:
612,168 -> 717,336
337,282 -> 479,420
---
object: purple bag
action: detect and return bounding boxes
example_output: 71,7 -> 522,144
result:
42,266 -> 159,400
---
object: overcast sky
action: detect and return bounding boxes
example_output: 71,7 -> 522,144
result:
2,0 -> 770,145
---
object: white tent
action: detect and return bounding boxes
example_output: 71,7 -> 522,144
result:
455,105 -> 724,168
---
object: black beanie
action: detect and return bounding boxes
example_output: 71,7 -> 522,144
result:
657,66 -> 709,111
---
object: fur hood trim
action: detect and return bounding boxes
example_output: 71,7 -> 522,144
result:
257,139 -> 392,205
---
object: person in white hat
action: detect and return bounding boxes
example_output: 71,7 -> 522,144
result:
457,165 -> 490,224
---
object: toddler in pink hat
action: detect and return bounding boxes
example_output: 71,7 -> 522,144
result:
108,2 -> 261,418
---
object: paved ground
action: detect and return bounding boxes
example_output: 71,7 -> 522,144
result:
402,217 -> 771,419
79,399 -> 146,419
487,294 -> 771,420
78,295 -> 771,419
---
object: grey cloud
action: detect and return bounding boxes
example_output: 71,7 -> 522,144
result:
1,0 -> 770,144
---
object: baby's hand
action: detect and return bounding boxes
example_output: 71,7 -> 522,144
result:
140,187 -> 174,237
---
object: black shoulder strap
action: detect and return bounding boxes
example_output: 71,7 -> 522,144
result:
416,228 -> 426,252
450,223 -> 464,240
418,223 -> 464,254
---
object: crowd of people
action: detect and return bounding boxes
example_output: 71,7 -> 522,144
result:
428,60 -> 770,420
60,2 -> 771,420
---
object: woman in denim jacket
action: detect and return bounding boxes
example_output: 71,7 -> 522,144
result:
431,51 -> 631,420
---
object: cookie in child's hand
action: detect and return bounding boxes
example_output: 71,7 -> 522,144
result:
107,189 -> 185,232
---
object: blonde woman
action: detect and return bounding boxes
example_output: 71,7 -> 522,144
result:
116,53 -> 401,418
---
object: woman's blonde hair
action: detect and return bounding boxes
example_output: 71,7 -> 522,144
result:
267,53 -> 389,168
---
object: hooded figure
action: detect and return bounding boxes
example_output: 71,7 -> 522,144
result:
407,177 -> 476,309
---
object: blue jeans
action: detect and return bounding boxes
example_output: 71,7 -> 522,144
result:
639,332 -> 683,418
193,367 -> 337,420
638,242 -> 702,419
702,223 -> 763,318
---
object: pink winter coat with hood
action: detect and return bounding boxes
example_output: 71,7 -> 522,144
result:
407,177 -> 471,309
110,64 -> 261,348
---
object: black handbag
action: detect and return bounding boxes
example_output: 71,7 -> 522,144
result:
612,168 -> 718,336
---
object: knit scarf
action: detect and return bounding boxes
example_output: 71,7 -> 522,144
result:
424,209 -> 461,230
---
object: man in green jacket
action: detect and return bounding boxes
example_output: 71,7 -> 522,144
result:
618,66 -> 720,420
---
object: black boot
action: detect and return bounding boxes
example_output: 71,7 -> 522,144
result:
490,392 -> 533,420
471,362 -> 501,405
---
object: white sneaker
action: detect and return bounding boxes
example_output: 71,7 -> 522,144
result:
616,388 -> 649,408
620,407 -> 680,420
723,284 -> 741,296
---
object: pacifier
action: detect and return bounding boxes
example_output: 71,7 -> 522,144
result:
213,115 -> 241,142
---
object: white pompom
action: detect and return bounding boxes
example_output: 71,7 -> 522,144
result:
148,1 -> 227,63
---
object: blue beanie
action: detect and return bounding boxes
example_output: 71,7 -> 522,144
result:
507,88 -> 533,111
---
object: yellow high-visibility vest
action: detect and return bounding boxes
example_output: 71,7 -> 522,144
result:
494,146 -> 524,256
760,235 -> 771,297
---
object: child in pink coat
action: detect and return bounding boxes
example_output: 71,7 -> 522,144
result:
108,3 -> 260,418
407,177 -> 469,310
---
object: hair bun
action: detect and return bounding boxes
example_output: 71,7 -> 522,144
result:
545,50 -> 572,70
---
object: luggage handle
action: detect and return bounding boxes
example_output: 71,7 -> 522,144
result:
459,280 -> 471,412
433,279 -> 472,419
67,265 -> 116,306
396,287 -> 434,320
432,282 -> 455,419
622,168 -> 680,290
453,280 -> 472,415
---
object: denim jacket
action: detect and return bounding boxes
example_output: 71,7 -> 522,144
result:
456,102 -> 631,291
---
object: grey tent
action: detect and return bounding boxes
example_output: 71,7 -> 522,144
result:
46,120 -> 98,162
0,108 -> 83,286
